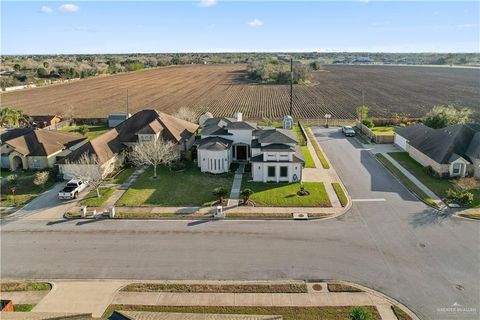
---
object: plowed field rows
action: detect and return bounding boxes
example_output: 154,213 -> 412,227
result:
1,64 -> 479,119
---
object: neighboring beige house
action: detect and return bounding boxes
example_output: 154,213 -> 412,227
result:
0,128 -> 86,171
394,123 -> 480,179
58,109 -> 199,179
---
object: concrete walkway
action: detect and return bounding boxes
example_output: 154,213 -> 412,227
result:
32,280 -> 127,318
101,166 -> 146,210
227,164 -> 245,207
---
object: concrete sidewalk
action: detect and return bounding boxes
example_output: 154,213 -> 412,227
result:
3,280 -> 409,320
227,164 -> 245,207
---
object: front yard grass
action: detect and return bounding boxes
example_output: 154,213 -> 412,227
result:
60,123 -> 109,140
305,128 -> 330,169
301,146 -> 316,168
0,171 -> 55,207
116,164 -> 234,207
1,282 -> 51,292
103,305 -> 381,320
371,126 -> 395,136
376,154 -> 438,207
331,182 -> 348,207
242,181 -> 331,207
121,283 -> 307,293
79,188 -> 115,207
108,167 -> 136,185
388,152 -> 480,208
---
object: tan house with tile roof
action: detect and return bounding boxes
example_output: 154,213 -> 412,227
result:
0,128 -> 86,171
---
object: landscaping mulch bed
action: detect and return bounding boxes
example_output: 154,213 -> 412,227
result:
104,305 -> 381,320
327,283 -> 363,292
0,282 -> 51,292
121,283 -> 308,293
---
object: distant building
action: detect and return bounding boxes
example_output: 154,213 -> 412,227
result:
108,113 -> 131,128
30,115 -> 62,128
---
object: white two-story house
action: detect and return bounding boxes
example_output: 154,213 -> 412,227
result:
195,112 -> 304,182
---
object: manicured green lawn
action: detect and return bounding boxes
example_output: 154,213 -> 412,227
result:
60,123 -> 109,140
242,181 -> 331,207
388,152 -> 480,207
0,171 -> 55,207
292,124 -> 307,146
331,182 -> 348,207
79,188 -> 115,207
305,128 -> 330,169
117,164 -> 234,207
301,146 -> 316,168
108,167 -> 135,185
103,305 -> 381,320
376,154 -> 438,207
371,126 -> 395,136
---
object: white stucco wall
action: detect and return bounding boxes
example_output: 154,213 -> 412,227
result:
394,134 -> 408,151
198,149 -> 231,174
252,162 -> 302,183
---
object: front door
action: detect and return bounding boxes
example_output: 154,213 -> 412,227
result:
236,145 -> 247,161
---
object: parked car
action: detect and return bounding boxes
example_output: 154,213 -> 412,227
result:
58,179 -> 87,200
342,126 -> 356,137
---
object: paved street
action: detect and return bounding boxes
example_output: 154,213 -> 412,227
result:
1,127 -> 478,320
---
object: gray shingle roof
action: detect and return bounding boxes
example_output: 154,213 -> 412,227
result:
255,129 -> 297,144
226,121 -> 257,130
399,123 -> 480,164
466,132 -> 480,160
261,144 -> 295,152
195,136 -> 233,151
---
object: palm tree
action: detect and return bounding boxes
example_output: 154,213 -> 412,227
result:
0,107 -> 29,127
240,188 -> 253,204
212,187 -> 228,204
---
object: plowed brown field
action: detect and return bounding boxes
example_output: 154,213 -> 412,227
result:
1,64 -> 479,119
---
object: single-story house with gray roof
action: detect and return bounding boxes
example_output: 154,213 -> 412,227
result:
394,123 -> 480,178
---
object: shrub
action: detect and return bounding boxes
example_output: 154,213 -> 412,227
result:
447,188 -> 474,205
361,119 -> 374,128
350,307 -> 371,320
33,171 -> 49,189
212,187 -> 228,203
423,165 -> 436,177
240,188 -> 253,203
77,124 -> 89,136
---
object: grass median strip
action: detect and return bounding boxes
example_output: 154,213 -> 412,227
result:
13,304 -> 35,312
0,282 -> 51,292
331,182 -> 348,207
302,146 -> 316,168
121,283 -> 308,293
376,154 -> 438,208
327,283 -> 363,292
391,305 -> 413,320
104,305 -> 381,320
305,128 -> 330,169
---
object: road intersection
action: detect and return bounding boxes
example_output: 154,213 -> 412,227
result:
1,127 -> 478,319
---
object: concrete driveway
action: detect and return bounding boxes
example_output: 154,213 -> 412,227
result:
1,127 -> 478,320
4,182 -> 82,221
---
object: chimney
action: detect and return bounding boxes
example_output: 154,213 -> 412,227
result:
234,112 -> 243,122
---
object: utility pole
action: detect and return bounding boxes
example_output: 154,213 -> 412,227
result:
290,57 -> 293,116
126,89 -> 129,116
362,90 -> 365,107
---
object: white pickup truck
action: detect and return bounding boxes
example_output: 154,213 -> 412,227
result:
58,179 -> 88,200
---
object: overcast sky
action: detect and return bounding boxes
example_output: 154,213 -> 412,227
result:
2,1 -> 479,54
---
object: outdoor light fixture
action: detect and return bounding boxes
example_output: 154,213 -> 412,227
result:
324,113 -> 332,128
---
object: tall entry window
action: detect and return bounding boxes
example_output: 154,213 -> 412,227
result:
268,166 -> 276,177
280,166 -> 288,177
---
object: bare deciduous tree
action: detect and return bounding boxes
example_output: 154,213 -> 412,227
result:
66,153 -> 113,198
33,171 -> 50,189
129,139 -> 179,178
174,107 -> 198,123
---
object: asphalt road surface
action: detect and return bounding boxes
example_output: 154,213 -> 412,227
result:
1,128 -> 478,320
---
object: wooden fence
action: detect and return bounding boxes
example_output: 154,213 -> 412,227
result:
355,119 -> 395,144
